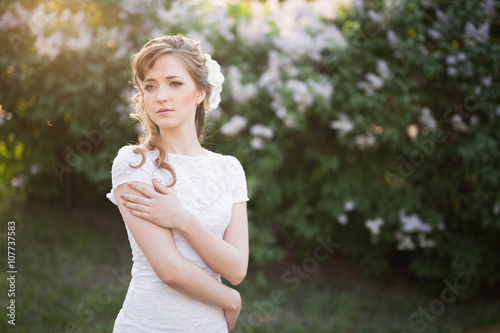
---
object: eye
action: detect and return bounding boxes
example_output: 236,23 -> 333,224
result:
144,84 -> 156,91
170,81 -> 182,87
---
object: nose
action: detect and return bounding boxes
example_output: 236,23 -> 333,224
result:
156,85 -> 169,103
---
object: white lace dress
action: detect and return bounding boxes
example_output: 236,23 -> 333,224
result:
106,144 -> 249,332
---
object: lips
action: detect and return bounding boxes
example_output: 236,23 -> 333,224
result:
157,108 -> 173,115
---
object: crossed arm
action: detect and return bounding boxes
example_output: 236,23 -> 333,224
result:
120,179 -> 249,285
113,180 -> 249,329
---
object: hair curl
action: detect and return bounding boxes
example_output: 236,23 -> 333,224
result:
128,35 -> 212,187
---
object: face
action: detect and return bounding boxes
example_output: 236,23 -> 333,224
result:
142,54 -> 206,131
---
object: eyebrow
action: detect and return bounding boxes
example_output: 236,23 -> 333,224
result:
144,75 -> 183,83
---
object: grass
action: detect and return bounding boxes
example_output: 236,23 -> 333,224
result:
0,202 -> 499,332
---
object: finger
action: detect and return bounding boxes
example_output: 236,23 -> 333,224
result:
128,209 -> 151,221
153,178 -> 173,195
120,193 -> 151,205
127,182 -> 158,198
123,201 -> 150,214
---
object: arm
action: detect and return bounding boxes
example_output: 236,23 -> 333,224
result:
179,201 -> 249,285
123,179 -> 249,285
113,183 -> 241,316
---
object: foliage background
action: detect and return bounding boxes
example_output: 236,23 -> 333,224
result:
1,0 -> 500,331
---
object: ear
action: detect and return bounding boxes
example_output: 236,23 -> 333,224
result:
196,89 -> 207,105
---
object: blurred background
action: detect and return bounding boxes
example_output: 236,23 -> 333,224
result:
1,0 -> 500,332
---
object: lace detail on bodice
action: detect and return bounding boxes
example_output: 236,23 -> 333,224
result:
106,144 -> 249,332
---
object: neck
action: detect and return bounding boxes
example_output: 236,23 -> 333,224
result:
158,121 -> 205,156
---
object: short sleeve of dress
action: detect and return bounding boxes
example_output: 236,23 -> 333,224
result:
226,155 -> 249,203
106,145 -> 153,206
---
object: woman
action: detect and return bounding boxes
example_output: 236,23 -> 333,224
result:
106,35 -> 249,332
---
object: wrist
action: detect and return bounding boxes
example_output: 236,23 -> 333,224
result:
178,208 -> 195,234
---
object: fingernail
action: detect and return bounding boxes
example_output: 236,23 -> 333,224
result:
123,202 -> 127,206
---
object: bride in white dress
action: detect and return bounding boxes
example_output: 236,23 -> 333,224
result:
106,35 -> 249,332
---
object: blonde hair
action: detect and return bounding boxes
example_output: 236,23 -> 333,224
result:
128,35 -> 213,187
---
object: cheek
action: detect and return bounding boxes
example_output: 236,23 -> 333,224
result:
144,93 -> 156,111
178,90 -> 196,106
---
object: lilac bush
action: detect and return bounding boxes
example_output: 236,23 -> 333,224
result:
1,0 -> 499,292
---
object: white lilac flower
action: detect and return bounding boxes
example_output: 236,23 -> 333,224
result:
427,28 -> 442,41
365,218 -> 383,235
35,31 -> 63,60
451,114 -> 467,132
355,135 -> 376,150
464,22 -> 490,47
286,79 -> 314,112
205,107 -> 222,120
258,50 -> 281,94
284,116 -> 299,129
250,124 -> 274,139
0,10 -> 20,29
203,5 -> 235,42
447,67 -> 458,78
480,75 -> 492,87
355,81 -> 373,96
11,176 -> 27,189
434,9 -> 449,23
417,232 -> 436,248
157,1 -> 192,25
493,204 -> 499,215
329,113 -> 354,137
470,116 -> 479,126
419,107 -> 438,131
28,4 -> 54,36
337,214 -> 348,225
365,73 -> 384,89
398,209 -> 433,233
367,10 -> 383,23
220,115 -> 247,136
376,60 -> 393,80
457,52 -> 467,62
480,0 -> 498,20
13,2 -> 30,22
251,137 -> 264,150
307,74 -> 334,101
352,0 -> 364,10
395,232 -> 415,251
343,201 -> 355,212
475,86 -> 482,97
227,66 -> 258,103
446,55 -> 457,66
30,164 -> 41,175
271,95 -> 287,119
386,29 -> 399,49
496,106 -> 500,116
236,16 -> 270,46
67,29 -> 93,51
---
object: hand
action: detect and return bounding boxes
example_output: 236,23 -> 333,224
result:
224,290 -> 241,331
120,179 -> 190,230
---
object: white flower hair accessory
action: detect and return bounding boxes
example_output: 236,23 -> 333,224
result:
204,53 -> 224,111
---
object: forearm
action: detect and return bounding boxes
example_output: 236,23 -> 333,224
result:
168,257 -> 240,310
179,213 -> 246,284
